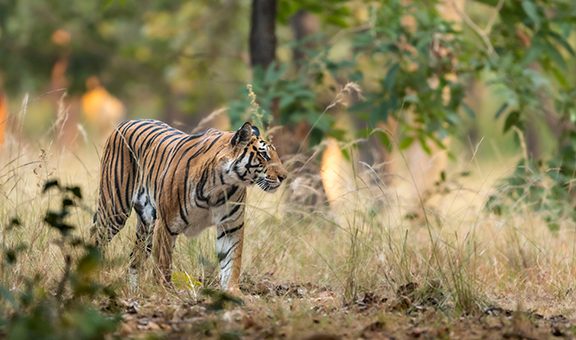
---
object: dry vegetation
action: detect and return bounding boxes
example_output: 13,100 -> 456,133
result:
1,133 -> 576,339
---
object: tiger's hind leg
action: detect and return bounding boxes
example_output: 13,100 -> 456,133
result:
128,197 -> 156,291
91,205 -> 131,251
92,120 -> 137,251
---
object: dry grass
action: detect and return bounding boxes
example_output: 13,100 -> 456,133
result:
1,130 -> 576,338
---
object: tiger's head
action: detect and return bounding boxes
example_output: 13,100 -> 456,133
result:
225,122 -> 287,192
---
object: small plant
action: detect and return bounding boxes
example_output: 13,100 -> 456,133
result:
0,179 -> 120,339
486,149 -> 576,232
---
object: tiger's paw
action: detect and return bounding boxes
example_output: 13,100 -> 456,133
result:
226,286 -> 243,298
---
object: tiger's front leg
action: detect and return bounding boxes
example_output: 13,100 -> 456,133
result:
215,221 -> 245,293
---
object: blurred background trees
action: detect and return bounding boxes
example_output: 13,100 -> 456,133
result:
0,0 -> 575,225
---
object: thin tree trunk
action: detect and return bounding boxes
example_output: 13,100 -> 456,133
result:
250,0 -> 290,156
249,0 -> 276,70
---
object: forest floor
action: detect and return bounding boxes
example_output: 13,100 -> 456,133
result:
113,277 -> 576,339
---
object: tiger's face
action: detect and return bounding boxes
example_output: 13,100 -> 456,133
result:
226,122 -> 287,192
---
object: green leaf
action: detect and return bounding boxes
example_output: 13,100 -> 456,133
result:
42,180 -> 60,193
546,31 -> 576,56
549,65 -> 569,88
76,248 -> 102,277
326,14 -> 348,27
494,102 -> 509,119
44,211 -> 75,236
503,110 -> 521,132
7,217 -> 22,231
418,136 -> 432,154
542,37 -> 567,70
341,147 -> 351,161
399,136 -> 414,150
66,186 -> 83,199
547,221 -> 560,233
485,195 -> 503,215
383,63 -> 400,91
62,198 -> 75,209
522,0 -> 540,28
377,131 -> 393,151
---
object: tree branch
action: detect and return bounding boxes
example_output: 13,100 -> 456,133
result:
450,0 -> 499,58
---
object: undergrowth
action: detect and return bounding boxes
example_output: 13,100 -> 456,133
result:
0,179 -> 120,339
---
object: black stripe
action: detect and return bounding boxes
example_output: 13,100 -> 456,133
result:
123,120 -> 150,146
144,130 -> 180,152
220,204 -> 242,223
187,129 -> 209,140
148,133 -> 185,192
137,125 -> 168,156
117,120 -> 142,135
218,240 -> 240,262
111,130 -> 128,213
128,122 -> 159,154
194,168 -> 210,209
177,189 -> 189,226
213,185 -> 239,206
155,135 -> 191,196
169,135 -> 218,199
217,223 -> 244,240
220,254 -> 235,270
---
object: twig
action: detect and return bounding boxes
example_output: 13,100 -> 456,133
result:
484,0 -> 505,35
450,0 -> 498,58
56,253 -> 72,302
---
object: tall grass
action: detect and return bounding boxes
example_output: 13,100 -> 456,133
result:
1,116 -> 576,322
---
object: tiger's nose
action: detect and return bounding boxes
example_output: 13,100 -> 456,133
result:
277,174 -> 286,182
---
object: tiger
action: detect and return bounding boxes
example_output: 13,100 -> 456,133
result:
91,119 -> 287,292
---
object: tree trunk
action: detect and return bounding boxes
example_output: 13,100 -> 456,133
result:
249,0 -> 276,70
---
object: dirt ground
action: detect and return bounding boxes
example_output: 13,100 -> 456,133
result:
113,278 -> 576,339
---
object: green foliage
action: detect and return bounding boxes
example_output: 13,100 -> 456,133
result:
479,0 -> 576,133
234,0 -> 474,151
229,62 -> 333,144
0,179 -> 120,339
477,0 -> 576,229
343,1 -> 470,150
486,147 -> 576,232
278,0 -> 351,27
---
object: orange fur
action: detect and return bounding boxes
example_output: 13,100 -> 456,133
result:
92,119 -> 287,291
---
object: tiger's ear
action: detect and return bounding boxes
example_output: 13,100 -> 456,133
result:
231,122 -> 253,146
